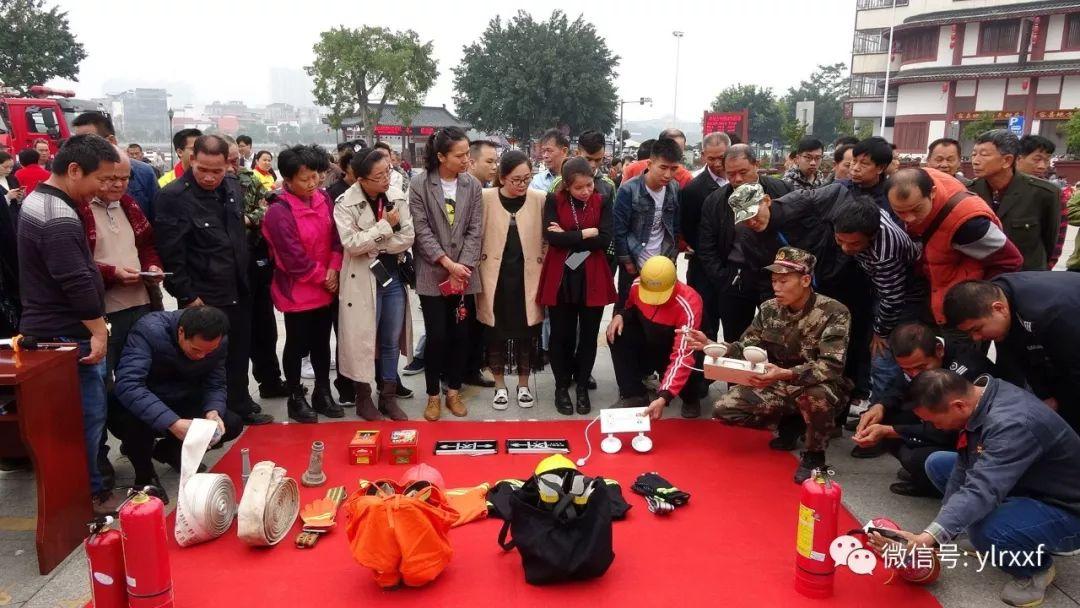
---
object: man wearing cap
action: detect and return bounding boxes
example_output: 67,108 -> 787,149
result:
697,144 -> 790,341
606,255 -> 705,418
710,247 -> 853,483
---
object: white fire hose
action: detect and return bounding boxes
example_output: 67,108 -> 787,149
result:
237,460 -> 300,546
174,417 -> 236,547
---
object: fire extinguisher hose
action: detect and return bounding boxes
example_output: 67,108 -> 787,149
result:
175,418 -> 237,547
237,460 -> 300,546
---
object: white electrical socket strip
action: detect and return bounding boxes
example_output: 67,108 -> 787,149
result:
600,407 -> 651,434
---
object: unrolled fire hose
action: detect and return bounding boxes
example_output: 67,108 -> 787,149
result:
238,460 -> 300,546
174,417 -> 236,547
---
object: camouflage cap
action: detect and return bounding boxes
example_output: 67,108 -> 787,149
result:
728,183 -> 766,224
764,246 -> 816,275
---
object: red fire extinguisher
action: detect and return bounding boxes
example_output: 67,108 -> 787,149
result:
86,517 -> 127,608
794,467 -> 842,599
119,491 -> 174,608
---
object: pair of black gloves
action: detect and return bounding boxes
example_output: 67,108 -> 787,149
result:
631,472 -> 690,515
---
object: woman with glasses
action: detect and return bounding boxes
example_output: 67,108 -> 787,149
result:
409,126 -> 483,421
261,145 -> 343,423
252,150 -> 277,191
538,157 -> 616,415
335,147 -> 414,421
476,151 -> 545,410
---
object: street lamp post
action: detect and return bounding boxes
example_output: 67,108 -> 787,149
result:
618,97 -> 653,158
672,31 -> 684,121
880,0 -> 897,137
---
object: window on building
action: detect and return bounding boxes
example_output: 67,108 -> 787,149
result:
978,19 -> 1020,54
1066,13 -> 1080,50
854,30 -> 889,54
857,0 -> 908,9
893,122 -> 930,153
899,28 -> 939,62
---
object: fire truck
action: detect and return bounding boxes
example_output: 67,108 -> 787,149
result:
0,83 -> 108,155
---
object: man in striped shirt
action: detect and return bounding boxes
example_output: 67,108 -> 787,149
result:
833,196 -> 923,457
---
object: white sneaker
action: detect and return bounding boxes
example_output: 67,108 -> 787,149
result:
300,357 -> 315,379
492,388 -> 509,411
516,386 -> 534,408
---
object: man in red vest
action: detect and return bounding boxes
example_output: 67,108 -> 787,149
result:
886,167 -> 1022,325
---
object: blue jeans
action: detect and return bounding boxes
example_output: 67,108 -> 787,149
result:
375,278 -> 407,383
67,338 -> 107,495
870,345 -> 905,405
925,451 -> 1080,577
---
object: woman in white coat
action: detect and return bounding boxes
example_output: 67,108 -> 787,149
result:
334,147 -> 415,420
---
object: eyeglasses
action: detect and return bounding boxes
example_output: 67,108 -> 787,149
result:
506,177 -> 530,187
362,170 -> 391,183
799,154 -> 823,163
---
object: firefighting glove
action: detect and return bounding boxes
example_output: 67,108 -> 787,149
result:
631,472 -> 690,507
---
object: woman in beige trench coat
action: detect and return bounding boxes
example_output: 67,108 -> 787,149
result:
334,147 -> 414,421
477,151 -> 546,411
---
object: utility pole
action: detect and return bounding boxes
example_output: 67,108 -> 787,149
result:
880,0 -> 897,137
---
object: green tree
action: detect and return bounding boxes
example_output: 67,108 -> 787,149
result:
306,26 -> 438,143
453,11 -> 619,142
710,84 -> 782,145
856,121 -> 874,140
781,63 -> 849,144
962,112 -> 997,143
781,114 -> 808,148
0,0 -> 86,90
1059,109 -> 1080,154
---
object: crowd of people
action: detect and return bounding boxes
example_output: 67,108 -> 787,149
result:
3,111 -> 1080,606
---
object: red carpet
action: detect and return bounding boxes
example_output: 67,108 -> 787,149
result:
148,420 -> 940,607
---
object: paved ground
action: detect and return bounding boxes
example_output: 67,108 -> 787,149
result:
3,230 -> 1078,607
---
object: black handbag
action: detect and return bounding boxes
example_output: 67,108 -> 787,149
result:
497,473 -> 615,585
399,251 -> 416,289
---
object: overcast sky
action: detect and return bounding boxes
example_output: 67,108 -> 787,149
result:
49,0 -> 856,123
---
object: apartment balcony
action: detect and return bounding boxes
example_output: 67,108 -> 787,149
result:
856,0 -> 907,10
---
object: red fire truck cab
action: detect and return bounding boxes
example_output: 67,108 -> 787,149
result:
0,85 -> 107,156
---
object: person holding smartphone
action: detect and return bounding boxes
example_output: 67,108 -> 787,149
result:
409,127 -> 484,421
261,145 -> 343,423
0,150 -> 22,337
335,147 -> 414,421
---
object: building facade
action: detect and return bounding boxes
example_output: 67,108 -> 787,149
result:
336,104 -> 469,162
847,0 -> 1080,155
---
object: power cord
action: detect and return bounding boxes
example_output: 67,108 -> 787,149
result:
576,413 -> 604,467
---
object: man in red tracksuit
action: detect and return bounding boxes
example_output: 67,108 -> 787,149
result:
606,255 -> 705,418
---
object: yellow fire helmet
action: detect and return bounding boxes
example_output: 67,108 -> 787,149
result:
534,454 -> 577,476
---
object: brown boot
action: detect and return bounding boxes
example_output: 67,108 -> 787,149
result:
354,382 -> 381,421
446,392 -> 468,417
423,396 -> 441,421
378,381 -> 408,421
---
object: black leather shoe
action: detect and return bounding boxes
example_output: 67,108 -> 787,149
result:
396,383 -> 414,399
769,415 -> 805,450
258,379 -> 290,399
896,467 -> 913,482
889,481 -> 938,497
287,386 -> 318,423
851,444 -> 887,459
555,387 -> 574,415
312,385 -> 345,418
334,376 -> 356,404
794,451 -> 827,484
463,371 -> 496,388
680,399 -> 701,419
575,386 -> 591,415
242,412 -> 274,425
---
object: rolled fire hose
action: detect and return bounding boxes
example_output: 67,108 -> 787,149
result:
174,417 -> 237,547
237,461 -> 300,546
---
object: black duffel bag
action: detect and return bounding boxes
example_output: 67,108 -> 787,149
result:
497,472 -> 615,585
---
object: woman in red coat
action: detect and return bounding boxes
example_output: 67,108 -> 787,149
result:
537,157 -> 616,415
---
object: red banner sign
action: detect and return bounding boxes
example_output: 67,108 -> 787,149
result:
703,111 -> 747,137
373,125 -> 438,136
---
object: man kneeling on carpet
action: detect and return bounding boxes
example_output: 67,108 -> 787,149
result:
686,247 -> 852,484
868,369 -> 1080,608
113,306 -> 241,497
607,255 -> 705,419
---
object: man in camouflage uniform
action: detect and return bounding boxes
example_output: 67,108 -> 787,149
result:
225,140 -> 288,402
711,246 -> 853,483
